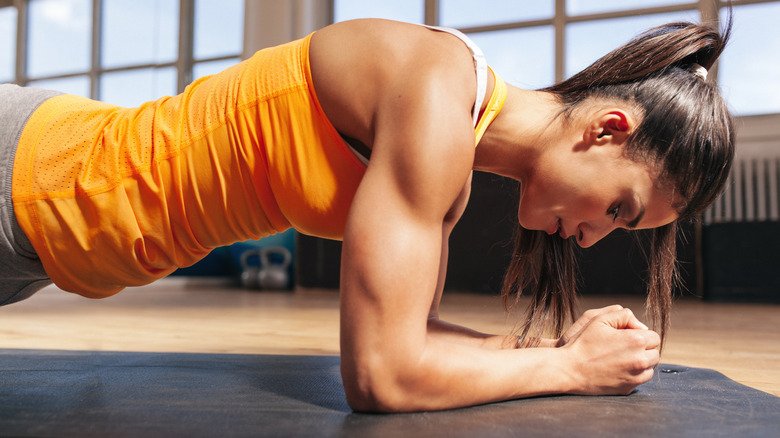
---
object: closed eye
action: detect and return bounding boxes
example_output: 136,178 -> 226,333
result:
608,203 -> 621,223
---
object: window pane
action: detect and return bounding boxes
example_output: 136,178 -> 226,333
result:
102,0 -> 178,69
28,0 -> 91,78
440,0 -> 553,28
468,26 -> 554,89
719,3 -> 780,115
194,0 -> 244,60
334,0 -> 424,24
567,0 -> 694,16
27,75 -> 90,97
193,58 -> 240,81
566,11 -> 699,78
0,6 -> 16,83
100,67 -> 177,107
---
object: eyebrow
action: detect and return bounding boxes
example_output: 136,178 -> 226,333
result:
627,203 -> 645,229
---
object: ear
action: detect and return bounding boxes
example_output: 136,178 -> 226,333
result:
583,110 -> 633,147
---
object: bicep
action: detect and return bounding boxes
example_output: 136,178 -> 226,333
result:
340,73 -> 473,333
340,180 -> 442,351
340,145 -> 465,354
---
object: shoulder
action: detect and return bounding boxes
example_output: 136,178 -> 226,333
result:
312,19 -> 479,221
316,19 -> 476,91
310,19 -> 478,142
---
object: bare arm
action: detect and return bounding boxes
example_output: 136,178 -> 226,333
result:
339,73 -> 577,412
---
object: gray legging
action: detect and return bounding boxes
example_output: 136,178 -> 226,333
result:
0,84 -> 60,305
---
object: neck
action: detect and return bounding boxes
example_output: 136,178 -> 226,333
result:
473,85 -> 565,182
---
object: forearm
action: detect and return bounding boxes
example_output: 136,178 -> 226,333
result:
427,317 -> 558,349
426,317 -> 512,349
354,335 -> 575,412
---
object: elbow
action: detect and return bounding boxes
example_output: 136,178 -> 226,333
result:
341,355 -> 422,413
345,385 -> 408,414
344,384 -> 395,413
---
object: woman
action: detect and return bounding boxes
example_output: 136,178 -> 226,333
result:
0,17 -> 733,412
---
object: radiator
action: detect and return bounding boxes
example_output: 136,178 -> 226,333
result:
704,157 -> 780,224
701,153 -> 780,302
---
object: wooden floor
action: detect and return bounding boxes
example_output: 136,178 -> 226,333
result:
1,278 -> 778,396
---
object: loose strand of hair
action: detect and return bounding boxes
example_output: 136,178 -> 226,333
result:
646,223 -> 678,354
502,227 -> 579,348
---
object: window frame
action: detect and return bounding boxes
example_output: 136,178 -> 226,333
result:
0,0 -> 17,82
4,0 -> 244,97
329,0 -> 780,123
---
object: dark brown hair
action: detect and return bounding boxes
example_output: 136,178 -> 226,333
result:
503,12 -> 735,350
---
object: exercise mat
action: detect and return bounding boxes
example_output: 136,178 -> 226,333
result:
0,349 -> 777,437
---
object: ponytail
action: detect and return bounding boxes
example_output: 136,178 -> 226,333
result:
545,16 -> 732,106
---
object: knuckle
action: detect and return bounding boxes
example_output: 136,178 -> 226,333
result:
635,371 -> 653,385
628,331 -> 646,347
632,358 -> 649,371
631,353 -> 651,370
649,352 -> 660,365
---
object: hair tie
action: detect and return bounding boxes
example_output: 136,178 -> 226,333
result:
691,63 -> 708,80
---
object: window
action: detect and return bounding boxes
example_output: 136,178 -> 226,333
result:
100,67 -> 177,107
27,75 -> 90,96
99,0 -> 179,106
333,0 -> 780,116
101,0 -> 179,69
718,2 -> 780,115
566,0 -> 694,16
6,0 -> 244,104
27,0 -> 91,79
193,58 -> 239,81
194,0 -> 243,60
566,11 -> 700,78
193,0 -> 243,80
440,0 -> 553,28
0,5 -> 16,83
468,27 -> 554,89
333,0 -> 424,24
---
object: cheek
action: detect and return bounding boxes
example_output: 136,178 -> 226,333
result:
520,179 -> 604,227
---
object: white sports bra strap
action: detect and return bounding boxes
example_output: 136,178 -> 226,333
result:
422,25 -> 488,127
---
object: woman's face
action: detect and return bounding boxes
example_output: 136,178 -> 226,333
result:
517,111 -> 680,248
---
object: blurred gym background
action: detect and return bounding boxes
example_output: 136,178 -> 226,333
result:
1,0 -> 777,302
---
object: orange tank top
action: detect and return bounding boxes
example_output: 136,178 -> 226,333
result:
12,32 -> 508,297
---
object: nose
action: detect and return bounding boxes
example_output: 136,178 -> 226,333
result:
576,222 -> 616,248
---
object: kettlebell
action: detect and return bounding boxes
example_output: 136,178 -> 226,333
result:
257,246 -> 292,290
239,249 -> 262,289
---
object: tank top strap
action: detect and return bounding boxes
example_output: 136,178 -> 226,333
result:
474,67 -> 507,146
420,25 -> 487,127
